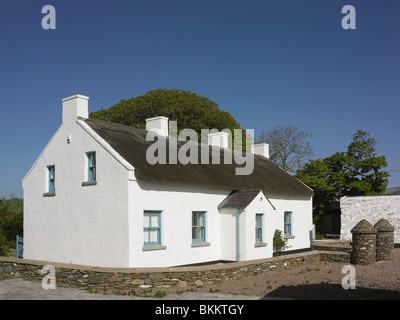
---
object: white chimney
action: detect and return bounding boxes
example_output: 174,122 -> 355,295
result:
251,143 -> 269,158
207,132 -> 229,149
145,116 -> 169,137
62,94 -> 89,124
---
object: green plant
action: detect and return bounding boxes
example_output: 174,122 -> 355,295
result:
154,290 -> 168,298
0,234 -> 9,256
273,229 -> 289,256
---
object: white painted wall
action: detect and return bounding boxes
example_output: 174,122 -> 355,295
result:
128,181 -> 231,267
340,195 -> 400,243
127,187 -> 313,267
241,194 -> 313,260
23,98 -> 131,267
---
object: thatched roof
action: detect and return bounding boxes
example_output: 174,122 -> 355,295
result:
84,118 -> 314,197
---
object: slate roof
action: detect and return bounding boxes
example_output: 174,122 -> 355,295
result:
218,189 -> 262,209
84,118 -> 314,197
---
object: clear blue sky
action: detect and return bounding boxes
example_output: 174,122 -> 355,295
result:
1,0 -> 399,198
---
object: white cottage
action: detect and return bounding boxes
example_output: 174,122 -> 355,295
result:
23,94 -> 314,268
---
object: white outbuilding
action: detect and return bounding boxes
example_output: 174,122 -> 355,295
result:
22,94 -> 314,268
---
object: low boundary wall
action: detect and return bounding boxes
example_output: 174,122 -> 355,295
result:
0,250 -> 349,291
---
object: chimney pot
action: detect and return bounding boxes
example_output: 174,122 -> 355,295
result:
62,94 -> 89,124
207,132 -> 229,149
251,143 -> 269,158
145,116 -> 169,137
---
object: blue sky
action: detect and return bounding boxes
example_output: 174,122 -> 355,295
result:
0,0 -> 399,198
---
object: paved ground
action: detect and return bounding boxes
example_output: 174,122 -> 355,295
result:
0,278 -> 267,300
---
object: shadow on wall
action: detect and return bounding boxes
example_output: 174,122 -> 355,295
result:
262,283 -> 400,300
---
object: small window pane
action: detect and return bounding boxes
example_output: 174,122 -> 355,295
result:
151,214 -> 159,228
149,229 -> 158,242
143,214 -> 150,228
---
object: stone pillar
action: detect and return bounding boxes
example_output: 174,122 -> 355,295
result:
351,219 -> 377,265
374,218 -> 395,261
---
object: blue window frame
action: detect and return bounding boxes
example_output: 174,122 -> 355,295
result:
255,214 -> 263,242
192,211 -> 206,242
143,211 -> 161,245
47,165 -> 55,192
87,152 -> 96,181
284,211 -> 292,236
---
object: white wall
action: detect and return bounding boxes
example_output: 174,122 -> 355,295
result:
128,181 -> 231,267
23,119 -> 131,267
127,185 -> 313,267
269,195 -> 314,252
242,194 -> 313,260
340,195 -> 400,243
219,208 -> 237,261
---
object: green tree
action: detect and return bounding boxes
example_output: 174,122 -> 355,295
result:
295,130 -> 389,221
90,88 -> 248,148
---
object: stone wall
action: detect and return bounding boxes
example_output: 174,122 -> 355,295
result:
340,195 -> 400,243
0,250 -> 348,291
350,219 -> 377,265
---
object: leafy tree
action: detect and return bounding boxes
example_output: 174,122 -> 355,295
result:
295,130 -> 389,221
255,125 -> 313,172
0,199 -> 10,256
90,88 -> 248,148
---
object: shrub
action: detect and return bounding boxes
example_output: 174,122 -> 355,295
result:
273,229 -> 290,256
154,290 -> 168,298
0,234 -> 9,256
1,212 -> 23,242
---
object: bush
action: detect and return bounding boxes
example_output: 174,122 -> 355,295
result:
0,234 -> 9,256
273,229 -> 290,256
1,212 -> 23,242
154,290 -> 168,298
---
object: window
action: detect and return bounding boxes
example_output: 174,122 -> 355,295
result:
192,211 -> 206,242
255,214 -> 263,242
143,211 -> 161,245
87,152 -> 96,181
284,211 -> 292,236
48,165 -> 55,192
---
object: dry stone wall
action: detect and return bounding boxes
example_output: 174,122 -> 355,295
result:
0,250 -> 348,291
340,195 -> 400,243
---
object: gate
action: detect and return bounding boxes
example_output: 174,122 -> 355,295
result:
16,235 -> 23,258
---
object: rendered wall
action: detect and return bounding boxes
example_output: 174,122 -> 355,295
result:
128,181 -> 230,268
128,184 -> 313,267
340,195 -> 400,243
23,119 -> 131,267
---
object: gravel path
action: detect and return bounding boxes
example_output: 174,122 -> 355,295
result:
158,248 -> 400,300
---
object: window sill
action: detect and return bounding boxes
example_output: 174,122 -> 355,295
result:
191,241 -> 211,248
82,181 -> 97,186
254,242 -> 267,248
284,235 -> 295,239
43,192 -> 56,197
142,245 -> 167,251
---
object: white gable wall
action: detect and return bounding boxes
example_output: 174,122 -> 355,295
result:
23,118 -> 131,267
